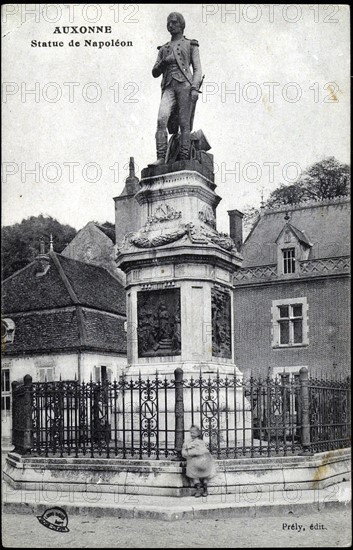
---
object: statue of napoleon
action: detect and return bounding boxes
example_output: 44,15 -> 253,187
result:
151,12 -> 202,165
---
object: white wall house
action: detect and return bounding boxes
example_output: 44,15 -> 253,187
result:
2,249 -> 127,443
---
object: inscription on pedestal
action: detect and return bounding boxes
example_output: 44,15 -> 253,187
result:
137,288 -> 181,357
211,287 -> 232,358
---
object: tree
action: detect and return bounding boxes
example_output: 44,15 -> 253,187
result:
1,215 -> 77,280
242,205 -> 261,238
101,221 -> 115,230
267,157 -> 350,208
242,157 -> 350,236
298,157 -> 350,200
92,220 -> 115,230
266,182 -> 307,208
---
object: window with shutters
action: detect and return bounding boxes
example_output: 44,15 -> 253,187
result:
37,366 -> 55,382
94,366 -> 112,383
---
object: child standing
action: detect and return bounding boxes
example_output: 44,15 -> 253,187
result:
181,425 -> 216,497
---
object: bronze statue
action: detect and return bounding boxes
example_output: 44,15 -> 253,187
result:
151,12 -> 202,165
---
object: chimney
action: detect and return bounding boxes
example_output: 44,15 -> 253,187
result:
35,236 -> 50,277
228,209 -> 244,251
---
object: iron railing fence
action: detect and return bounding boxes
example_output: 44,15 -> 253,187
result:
308,377 -> 351,452
11,369 -> 350,459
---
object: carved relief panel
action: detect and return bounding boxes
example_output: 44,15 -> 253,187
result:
137,288 -> 181,357
211,287 -> 232,359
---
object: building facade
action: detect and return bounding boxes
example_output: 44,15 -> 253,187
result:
61,221 -> 126,285
233,197 -> 350,379
2,249 -> 127,442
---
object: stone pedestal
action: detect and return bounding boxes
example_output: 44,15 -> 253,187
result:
116,160 -> 251,442
117,163 -> 242,371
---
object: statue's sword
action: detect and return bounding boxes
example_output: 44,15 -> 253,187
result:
190,74 -> 205,132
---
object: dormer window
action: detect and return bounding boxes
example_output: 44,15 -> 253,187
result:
1,319 -> 15,344
282,248 -> 296,274
276,223 -> 312,276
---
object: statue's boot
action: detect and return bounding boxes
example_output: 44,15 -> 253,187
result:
150,130 -> 168,166
179,132 -> 191,160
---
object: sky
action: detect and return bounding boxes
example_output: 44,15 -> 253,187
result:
2,3 -> 350,234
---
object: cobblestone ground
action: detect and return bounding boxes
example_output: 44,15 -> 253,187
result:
2,508 -> 351,548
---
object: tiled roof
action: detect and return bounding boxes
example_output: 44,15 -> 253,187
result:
55,254 -> 125,315
2,252 -> 126,315
287,224 -> 312,247
83,310 -> 127,353
242,198 -> 350,268
3,309 -> 127,355
2,259 -> 73,313
2,252 -> 127,355
3,310 -> 81,353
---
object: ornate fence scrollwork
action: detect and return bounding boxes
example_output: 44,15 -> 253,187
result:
199,373 -> 220,456
12,370 -> 350,459
140,375 -> 159,458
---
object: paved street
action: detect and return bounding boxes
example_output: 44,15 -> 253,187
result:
2,507 -> 351,547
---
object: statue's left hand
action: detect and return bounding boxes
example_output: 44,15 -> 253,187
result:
191,89 -> 199,103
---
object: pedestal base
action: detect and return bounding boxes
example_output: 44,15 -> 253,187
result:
119,363 -> 252,453
141,158 -> 215,185
4,449 -> 351,497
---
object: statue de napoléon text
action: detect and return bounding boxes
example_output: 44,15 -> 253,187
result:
31,26 -> 133,48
